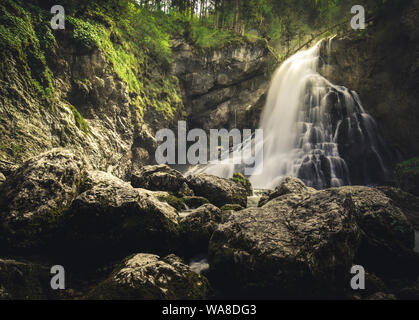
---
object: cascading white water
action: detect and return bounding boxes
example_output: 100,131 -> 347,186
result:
191,39 -> 394,189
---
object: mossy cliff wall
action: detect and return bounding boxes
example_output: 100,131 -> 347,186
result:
0,0 -> 270,178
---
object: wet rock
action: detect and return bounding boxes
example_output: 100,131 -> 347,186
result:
347,186 -> 419,278
0,149 -> 87,253
220,204 -> 245,211
258,177 -> 314,207
209,185 -> 419,298
180,204 -> 223,256
182,196 -> 210,209
187,174 -> 247,208
131,164 -> 193,196
209,189 -> 361,298
86,253 -> 209,300
61,170 -> 180,264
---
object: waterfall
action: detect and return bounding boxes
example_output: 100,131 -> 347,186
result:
191,39 -> 394,189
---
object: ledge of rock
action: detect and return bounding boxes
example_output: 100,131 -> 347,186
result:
86,253 -> 209,300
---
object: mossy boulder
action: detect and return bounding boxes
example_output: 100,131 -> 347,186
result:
231,173 -> 253,196
187,174 -> 247,208
86,253 -> 209,300
179,204 -> 222,256
131,164 -> 193,196
59,171 -> 181,264
220,204 -> 245,211
0,149 -> 87,254
208,185 -> 419,299
182,196 -> 209,209
395,158 -> 419,196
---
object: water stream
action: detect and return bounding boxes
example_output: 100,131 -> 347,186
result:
191,39 -> 395,189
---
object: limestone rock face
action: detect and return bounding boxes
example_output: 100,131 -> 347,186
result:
60,170 -> 180,263
209,184 -> 419,298
187,174 -> 248,208
0,149 -> 87,253
87,253 -> 209,300
180,204 -> 223,256
172,40 -> 270,130
131,164 -> 192,196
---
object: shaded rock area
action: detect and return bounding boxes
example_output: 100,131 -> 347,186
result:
180,204 -> 223,256
187,173 -> 248,208
131,164 -> 193,196
208,179 -> 419,299
1,149 -> 419,300
0,259 -> 59,300
86,253 -> 209,300
376,186 -> 419,230
0,149 -> 88,254
59,170 -> 180,265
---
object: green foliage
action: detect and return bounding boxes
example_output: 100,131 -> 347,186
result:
231,172 -> 252,196
70,105 -> 89,134
192,23 -> 244,50
162,194 -> 186,212
67,16 -> 101,50
0,0 -> 55,101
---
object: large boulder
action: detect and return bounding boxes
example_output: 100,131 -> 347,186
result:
0,149 -> 87,253
258,177 -> 315,207
86,253 -> 209,300
131,164 -> 192,196
180,204 -> 223,256
187,174 -> 247,208
348,186 -> 419,278
208,185 -> 419,298
59,171 -> 180,264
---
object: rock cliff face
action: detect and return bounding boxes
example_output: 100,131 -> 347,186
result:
318,0 -> 419,159
0,33 -> 270,178
172,40 -> 270,131
0,1 -> 268,179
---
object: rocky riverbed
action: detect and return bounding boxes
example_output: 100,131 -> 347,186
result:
0,148 -> 419,300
